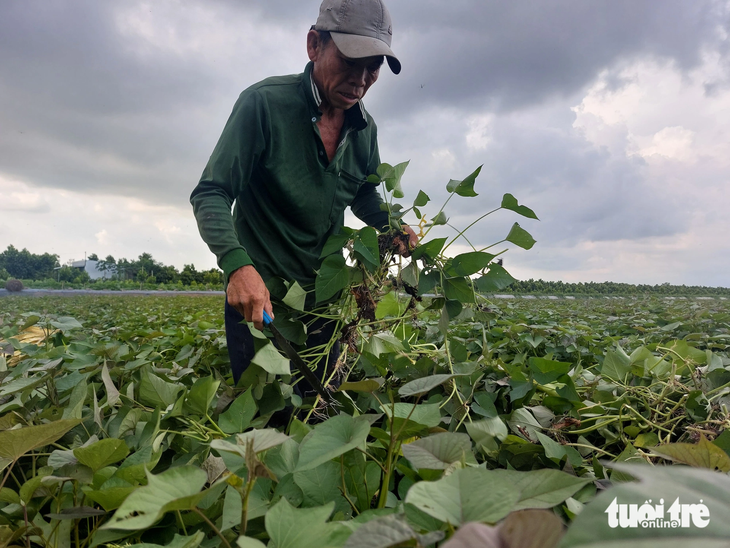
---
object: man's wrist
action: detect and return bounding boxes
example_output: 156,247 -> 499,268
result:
221,249 -> 254,282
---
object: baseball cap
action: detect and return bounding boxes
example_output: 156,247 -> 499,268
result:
314,0 -> 401,74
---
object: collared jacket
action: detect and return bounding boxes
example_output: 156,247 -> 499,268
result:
190,62 -> 389,298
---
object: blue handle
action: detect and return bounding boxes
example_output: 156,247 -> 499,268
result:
262,310 -> 273,326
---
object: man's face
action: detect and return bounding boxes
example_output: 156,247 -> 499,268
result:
308,33 -> 383,111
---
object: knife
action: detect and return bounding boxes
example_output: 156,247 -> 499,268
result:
262,310 -> 339,407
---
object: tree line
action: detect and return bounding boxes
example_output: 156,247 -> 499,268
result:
508,278 -> 730,296
0,245 -> 222,286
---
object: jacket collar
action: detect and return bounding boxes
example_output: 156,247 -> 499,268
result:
302,61 -> 368,131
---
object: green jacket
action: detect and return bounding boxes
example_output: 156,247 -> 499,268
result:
190,62 -> 388,295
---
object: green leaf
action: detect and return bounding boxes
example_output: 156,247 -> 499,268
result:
338,380 -> 381,393
649,435 -> 730,472
431,211 -> 448,225
0,419 -> 80,460
375,291 -> 400,319
501,193 -> 539,220
138,367 -> 183,409
265,498 -> 335,548
184,376 -> 219,417
398,374 -> 462,397
474,264 -> 516,293
103,466 -> 208,530
101,364 -> 121,407
401,261 -> 419,288
378,161 -> 409,199
413,190 -> 430,207
472,392 -> 498,418
0,487 -> 19,504
343,514 -> 443,548
505,222 -> 536,250
320,233 -> 350,258
405,467 -> 518,525
315,254 -> 349,303
283,281 -> 307,312
293,461 -> 348,512
466,417 -> 508,452
401,433 -> 475,470
529,357 -> 572,385
296,414 -> 371,472
382,403 -> 442,428
219,389 -> 258,434
446,165 -> 481,197
495,469 -> 590,511
62,377 -> 87,420
83,486 -> 136,512
536,432 -> 583,467
443,277 -> 474,303
272,317 -> 307,345
354,227 -> 380,271
602,347 -> 631,383
560,464 -> 730,547
411,238 -> 447,261
46,506 -> 107,520
125,533 -> 206,548
211,429 -> 290,459
237,537 -> 267,548
251,341 -> 291,375
50,316 -> 83,332
74,439 -> 129,473
450,252 -> 494,276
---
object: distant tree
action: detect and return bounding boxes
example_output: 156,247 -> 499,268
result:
87,253 -> 99,261
116,258 -> 137,281
155,265 -> 179,284
97,255 -> 117,278
202,269 -> 223,285
57,266 -> 78,283
0,245 -> 59,279
180,264 -> 203,285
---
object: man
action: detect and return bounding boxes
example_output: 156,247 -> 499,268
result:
190,0 -> 417,392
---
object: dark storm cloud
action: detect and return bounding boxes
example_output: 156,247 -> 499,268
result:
370,0 -> 725,117
0,0 -> 726,210
0,0 -> 303,204
376,103 -> 683,254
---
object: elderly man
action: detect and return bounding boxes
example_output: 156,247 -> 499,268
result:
190,0 -> 417,395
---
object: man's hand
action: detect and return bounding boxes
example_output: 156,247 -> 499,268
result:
394,225 -> 419,257
227,265 -> 274,331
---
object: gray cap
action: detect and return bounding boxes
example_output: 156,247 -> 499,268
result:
314,0 -> 401,74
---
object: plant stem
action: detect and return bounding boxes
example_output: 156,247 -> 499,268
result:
442,207 -> 501,253
192,507 -> 232,548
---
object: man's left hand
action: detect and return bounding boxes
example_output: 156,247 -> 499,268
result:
394,225 -> 419,258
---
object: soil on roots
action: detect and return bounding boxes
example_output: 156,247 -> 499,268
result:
352,284 -> 376,322
378,231 -> 410,262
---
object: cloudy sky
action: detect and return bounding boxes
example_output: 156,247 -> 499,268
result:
2,0 -> 730,287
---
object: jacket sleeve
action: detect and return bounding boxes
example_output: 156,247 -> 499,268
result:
350,123 -> 390,231
190,90 -> 267,281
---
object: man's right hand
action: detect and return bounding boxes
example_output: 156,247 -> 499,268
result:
227,265 -> 274,331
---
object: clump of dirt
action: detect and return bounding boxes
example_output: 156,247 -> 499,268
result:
352,284 -> 376,322
340,319 -> 359,353
378,231 -> 411,261
4,279 -> 23,292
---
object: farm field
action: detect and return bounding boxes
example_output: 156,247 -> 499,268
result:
0,293 -> 729,547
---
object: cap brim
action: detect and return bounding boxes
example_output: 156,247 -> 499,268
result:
330,32 -> 401,74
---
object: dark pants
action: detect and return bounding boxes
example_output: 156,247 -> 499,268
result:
224,299 -> 340,398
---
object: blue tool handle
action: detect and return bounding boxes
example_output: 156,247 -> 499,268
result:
262,310 -> 273,326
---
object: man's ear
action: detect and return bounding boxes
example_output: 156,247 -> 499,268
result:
306,30 -> 321,62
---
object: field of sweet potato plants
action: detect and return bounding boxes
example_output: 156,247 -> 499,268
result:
1,164 -> 730,548
1,292 -> 730,548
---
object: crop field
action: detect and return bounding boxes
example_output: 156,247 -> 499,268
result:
0,163 -> 728,548
1,292 -> 729,548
